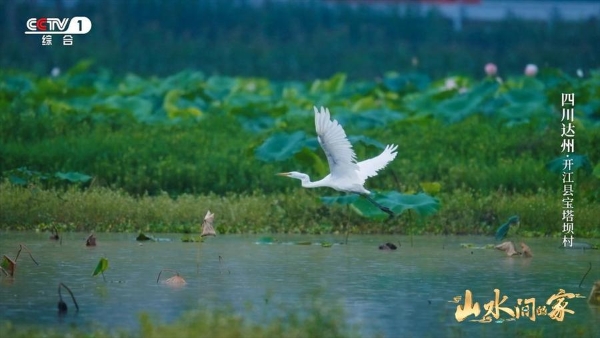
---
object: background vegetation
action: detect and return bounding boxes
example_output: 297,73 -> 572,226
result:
1,0 -> 599,237
1,65 -> 599,237
2,0 -> 599,79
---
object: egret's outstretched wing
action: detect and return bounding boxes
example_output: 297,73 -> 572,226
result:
356,144 -> 398,181
314,106 -> 359,179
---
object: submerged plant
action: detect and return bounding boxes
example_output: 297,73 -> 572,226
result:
57,282 -> 79,314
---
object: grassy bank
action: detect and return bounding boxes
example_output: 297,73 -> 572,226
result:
1,182 -> 598,238
0,302 -> 360,338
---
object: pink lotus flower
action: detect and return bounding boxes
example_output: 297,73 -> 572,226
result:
524,64 -> 538,77
484,63 -> 497,77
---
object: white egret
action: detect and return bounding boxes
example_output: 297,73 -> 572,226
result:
278,106 -> 398,217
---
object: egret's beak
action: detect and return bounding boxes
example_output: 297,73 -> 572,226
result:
276,172 -> 290,177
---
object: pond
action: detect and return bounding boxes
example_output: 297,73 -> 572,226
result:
1,232 -> 599,337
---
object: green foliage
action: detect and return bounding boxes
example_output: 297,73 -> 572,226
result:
1,66 -> 599,236
1,182 -> 599,237
92,257 -> 109,277
0,297 -> 360,338
350,192 -> 440,220
546,154 -> 593,174
256,131 -> 310,162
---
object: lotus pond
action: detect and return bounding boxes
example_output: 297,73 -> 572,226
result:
1,232 -> 598,337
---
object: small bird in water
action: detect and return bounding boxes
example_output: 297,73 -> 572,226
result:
495,216 -> 519,241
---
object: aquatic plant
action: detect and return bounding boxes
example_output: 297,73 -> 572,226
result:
0,244 -> 39,277
92,257 -> 109,282
57,283 -> 79,314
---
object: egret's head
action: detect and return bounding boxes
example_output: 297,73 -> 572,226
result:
277,171 -> 309,181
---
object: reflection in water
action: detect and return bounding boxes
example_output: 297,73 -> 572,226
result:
0,232 -> 598,337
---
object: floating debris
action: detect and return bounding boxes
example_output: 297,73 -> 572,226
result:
1,244 -> 39,277
181,235 -> 203,243
157,269 -> 186,287
86,233 -> 96,246
0,255 -> 16,277
50,225 -> 60,241
460,243 -> 495,249
135,233 -> 170,242
378,243 -> 398,251
201,210 -> 216,237
559,242 -> 598,250
495,241 -> 520,256
520,242 -> 533,258
136,233 -> 154,241
589,280 -> 600,306
256,236 -> 277,244
295,241 -> 312,245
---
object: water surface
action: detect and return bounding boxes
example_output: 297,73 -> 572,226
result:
1,232 -> 598,337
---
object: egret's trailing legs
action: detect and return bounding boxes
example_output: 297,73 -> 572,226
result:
363,194 -> 395,219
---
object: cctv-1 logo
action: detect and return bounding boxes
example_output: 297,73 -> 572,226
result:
25,16 -> 92,34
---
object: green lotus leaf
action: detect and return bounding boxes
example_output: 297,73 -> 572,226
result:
309,73 -> 346,94
204,76 -> 235,101
255,131 -> 307,162
546,154 -> 592,175
294,147 -> 328,176
9,176 -> 27,186
382,72 -> 430,93
238,116 -> 276,133
96,95 -> 154,121
163,89 -> 203,119
434,81 -> 500,123
336,110 -> 405,130
350,191 -> 440,219
320,194 -> 359,206
92,257 -> 109,277
55,172 -> 92,183
347,135 -> 385,149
